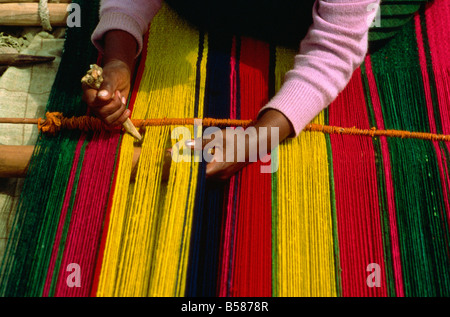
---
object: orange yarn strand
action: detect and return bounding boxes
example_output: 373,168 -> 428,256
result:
10,111 -> 450,142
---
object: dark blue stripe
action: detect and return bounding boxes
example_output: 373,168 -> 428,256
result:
185,31 -> 233,297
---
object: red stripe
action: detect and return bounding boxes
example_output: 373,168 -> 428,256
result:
43,56 -> 115,297
364,55 -> 405,296
46,129 -> 120,296
218,36 -> 239,297
328,68 -> 387,297
230,37 -> 272,297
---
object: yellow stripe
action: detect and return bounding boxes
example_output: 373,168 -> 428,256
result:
274,47 -> 336,296
96,4 -> 207,297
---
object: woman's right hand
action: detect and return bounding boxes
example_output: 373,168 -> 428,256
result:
82,59 -> 132,126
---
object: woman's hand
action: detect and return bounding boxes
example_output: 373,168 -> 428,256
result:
82,60 -> 132,126
198,109 -> 294,180
201,127 -> 255,180
81,30 -> 137,126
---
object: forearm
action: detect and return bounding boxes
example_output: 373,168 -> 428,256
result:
254,109 -> 294,151
102,30 -> 137,72
91,0 -> 162,58
258,0 -> 380,137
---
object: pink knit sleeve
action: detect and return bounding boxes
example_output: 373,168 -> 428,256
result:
91,0 -> 163,57
259,0 -> 380,136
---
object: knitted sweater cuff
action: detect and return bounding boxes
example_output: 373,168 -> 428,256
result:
258,79 -> 325,137
91,11 -> 147,58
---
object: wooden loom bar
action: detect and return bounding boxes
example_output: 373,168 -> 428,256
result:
0,3 -> 69,26
0,54 -> 55,66
0,145 -> 171,180
0,117 -> 39,124
0,145 -> 34,177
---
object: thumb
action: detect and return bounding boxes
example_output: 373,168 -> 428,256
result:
205,160 -> 222,178
96,79 -> 117,101
185,137 -> 213,151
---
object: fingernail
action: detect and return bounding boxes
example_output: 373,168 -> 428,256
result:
122,96 -> 126,105
97,90 -> 108,97
124,109 -> 131,117
185,139 -> 195,147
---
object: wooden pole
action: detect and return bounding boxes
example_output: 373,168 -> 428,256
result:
0,54 -> 55,66
0,117 -> 39,124
0,1 -> 71,3
0,3 -> 69,26
0,145 -> 172,181
0,145 -> 34,178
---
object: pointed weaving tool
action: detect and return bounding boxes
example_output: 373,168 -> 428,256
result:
0,53 -> 55,66
81,64 -> 142,141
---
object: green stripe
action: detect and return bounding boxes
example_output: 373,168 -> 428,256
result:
417,6 -> 450,287
0,0 -> 100,297
46,138 -> 89,297
370,18 -> 450,296
323,109 -> 342,297
369,1 -> 431,45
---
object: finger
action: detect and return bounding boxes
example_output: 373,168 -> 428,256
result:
184,138 -> 205,151
82,82 -> 113,109
185,133 -> 220,153
96,75 -> 118,102
110,108 -> 131,127
205,161 -> 235,181
96,92 -> 122,116
101,92 -> 127,125
82,87 -> 99,107
205,147 -> 227,176
205,160 -> 222,178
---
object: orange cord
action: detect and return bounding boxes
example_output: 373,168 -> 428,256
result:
35,112 -> 450,142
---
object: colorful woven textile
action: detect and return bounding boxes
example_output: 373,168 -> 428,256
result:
1,0 -> 449,297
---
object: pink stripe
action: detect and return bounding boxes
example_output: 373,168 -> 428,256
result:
52,131 -> 120,296
364,55 -> 405,297
417,7 -> 450,229
218,175 -> 238,297
218,36 -> 239,296
329,68 -> 387,297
